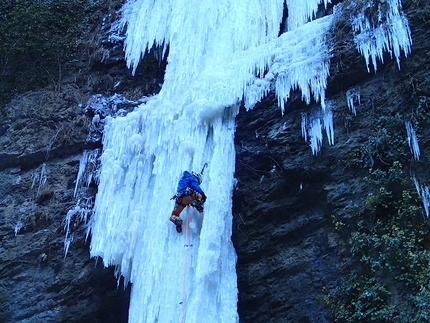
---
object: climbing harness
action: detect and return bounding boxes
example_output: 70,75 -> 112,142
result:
179,207 -> 193,323
171,187 -> 193,202
171,187 -> 204,213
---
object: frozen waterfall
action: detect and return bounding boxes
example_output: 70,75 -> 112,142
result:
85,0 -> 412,322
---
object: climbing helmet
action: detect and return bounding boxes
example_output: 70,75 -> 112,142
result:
192,171 -> 202,184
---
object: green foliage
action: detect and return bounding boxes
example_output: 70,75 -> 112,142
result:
0,0 -> 102,106
325,162 -> 430,322
411,95 -> 429,132
325,275 -> 395,322
347,111 -> 410,169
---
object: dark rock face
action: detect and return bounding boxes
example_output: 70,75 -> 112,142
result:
233,96 -> 340,323
0,0 -> 172,318
232,1 -> 430,322
0,92 -> 131,322
0,1 -> 150,322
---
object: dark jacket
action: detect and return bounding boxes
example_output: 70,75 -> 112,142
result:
177,171 -> 204,194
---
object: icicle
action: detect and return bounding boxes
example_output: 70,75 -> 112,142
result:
31,163 -> 47,197
302,102 -> 334,154
74,151 -> 89,197
14,221 -> 22,236
413,176 -> 421,197
301,112 -> 308,142
323,104 -> 334,146
351,0 -> 412,72
413,177 -> 430,217
423,186 -> 430,217
73,149 -> 99,198
309,115 -> 323,155
273,15 -> 333,115
346,88 -> 361,115
14,200 -> 36,236
405,121 -> 420,161
285,0 -> 331,31
64,198 -> 93,257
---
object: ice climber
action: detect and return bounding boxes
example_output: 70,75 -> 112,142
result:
170,170 -> 207,233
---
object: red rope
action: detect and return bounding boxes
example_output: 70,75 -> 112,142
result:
179,207 -> 191,323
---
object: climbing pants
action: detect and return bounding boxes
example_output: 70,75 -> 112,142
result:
170,190 -> 203,220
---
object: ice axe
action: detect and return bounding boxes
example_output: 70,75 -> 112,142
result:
200,163 -> 208,175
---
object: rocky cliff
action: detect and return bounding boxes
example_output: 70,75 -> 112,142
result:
233,1 -> 430,322
0,1 -> 161,322
1,0 -> 429,322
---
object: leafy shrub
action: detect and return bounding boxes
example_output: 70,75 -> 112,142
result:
325,162 -> 430,322
0,0 -> 102,106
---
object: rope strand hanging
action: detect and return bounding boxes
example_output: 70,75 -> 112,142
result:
179,207 -> 192,323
